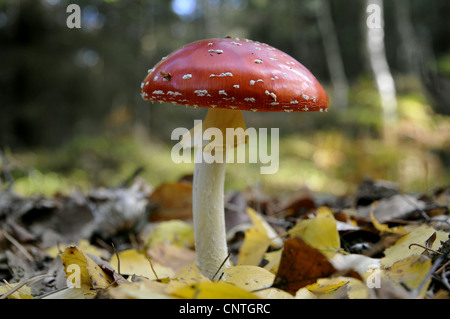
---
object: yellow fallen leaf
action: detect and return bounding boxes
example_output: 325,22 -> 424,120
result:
166,264 -> 209,295
236,208 -> 284,266
383,255 -> 432,298
288,206 -> 340,258
222,265 -> 292,299
145,220 -> 194,249
305,278 -> 348,297
370,209 -> 407,235
222,265 -> 274,290
106,277 -> 172,299
256,287 -> 294,299
246,207 -> 282,248
295,287 -> 318,299
46,239 -> 108,259
306,277 -> 369,299
262,250 -> 282,274
109,249 -> 175,280
0,281 -> 33,299
237,227 -> 271,266
172,281 -> 259,299
381,224 -> 448,268
59,246 -> 113,298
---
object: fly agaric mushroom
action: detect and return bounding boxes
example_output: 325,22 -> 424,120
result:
141,37 -> 328,279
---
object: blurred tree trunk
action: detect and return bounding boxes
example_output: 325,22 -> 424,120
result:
316,0 -> 349,109
135,0 -> 154,137
394,1 -> 450,116
393,0 -> 419,76
365,0 -> 398,141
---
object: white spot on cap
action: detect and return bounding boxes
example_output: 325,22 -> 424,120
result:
290,100 -> 299,104
254,59 -> 263,64
302,106 -> 309,111
208,43 -> 213,46
194,90 -> 209,96
251,108 -> 258,112
302,92 -> 310,100
233,85 -> 240,89
208,49 -> 223,54
284,109 -> 293,112
230,41 -> 242,46
210,72 -> 233,78
152,90 -> 164,95
147,68 -> 155,74
182,74 -> 192,80
250,79 -> 263,86
153,75 -> 159,81
167,91 -> 182,96
229,106 -> 238,109
265,90 -> 277,101
244,97 -> 256,103
219,90 -> 227,96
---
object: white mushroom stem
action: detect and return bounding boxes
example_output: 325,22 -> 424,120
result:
193,153 -> 229,279
191,108 -> 247,279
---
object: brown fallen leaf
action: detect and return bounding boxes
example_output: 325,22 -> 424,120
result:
273,236 -> 336,295
148,181 -> 193,221
147,243 -> 196,274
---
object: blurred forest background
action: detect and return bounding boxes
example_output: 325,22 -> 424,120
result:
0,0 -> 449,198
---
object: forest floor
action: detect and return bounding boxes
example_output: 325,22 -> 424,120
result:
0,172 -> 449,300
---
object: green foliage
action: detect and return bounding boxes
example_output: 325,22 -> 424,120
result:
436,54 -> 450,77
11,135 -> 193,196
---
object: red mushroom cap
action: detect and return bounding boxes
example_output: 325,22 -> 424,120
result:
141,37 -> 328,113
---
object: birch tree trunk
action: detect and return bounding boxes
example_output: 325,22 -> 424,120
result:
365,0 -> 398,141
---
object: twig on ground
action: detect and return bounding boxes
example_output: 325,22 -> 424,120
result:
0,274 -> 54,299
2,229 -> 33,261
